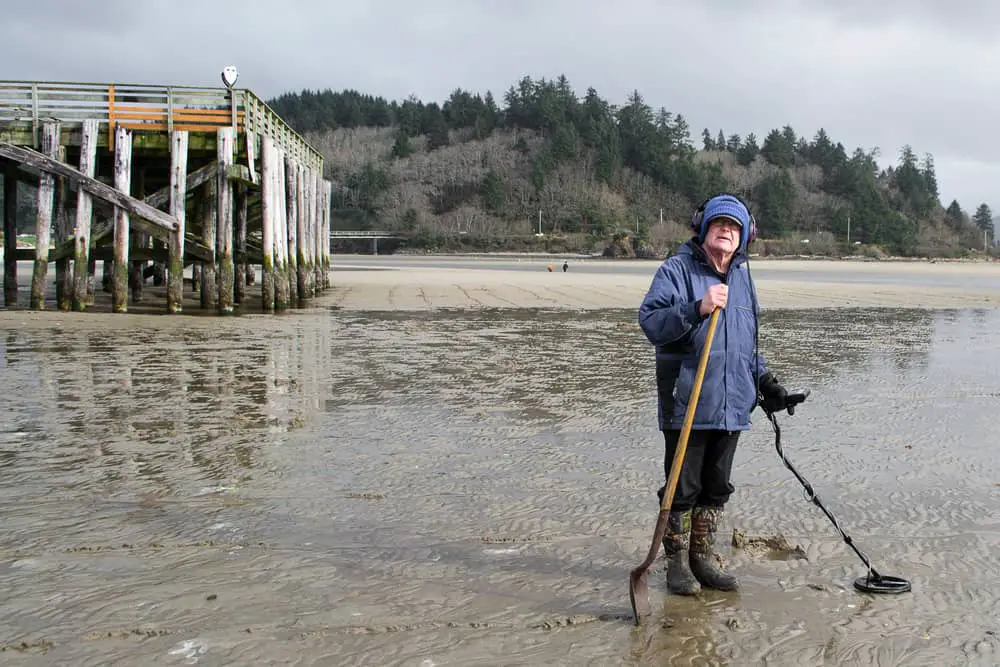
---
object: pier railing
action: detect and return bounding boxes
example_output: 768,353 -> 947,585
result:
0,80 -> 322,169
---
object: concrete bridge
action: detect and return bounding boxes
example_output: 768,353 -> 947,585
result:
329,230 -> 402,254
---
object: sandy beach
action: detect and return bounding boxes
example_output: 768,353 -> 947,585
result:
325,257 -> 1000,311
2,256 -> 1000,665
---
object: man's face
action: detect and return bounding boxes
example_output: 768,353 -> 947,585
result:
704,217 -> 742,254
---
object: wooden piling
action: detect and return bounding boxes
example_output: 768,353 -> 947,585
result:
322,179 -> 332,287
53,189 -> 67,308
234,182 -> 247,305
295,163 -> 309,303
128,168 -> 147,304
216,127 -> 235,314
111,125 -> 132,313
200,178 -> 217,310
3,169 -> 16,307
313,169 -> 323,293
284,156 -> 298,307
305,167 -> 317,298
70,120 -> 98,311
100,254 -> 112,295
274,148 -> 289,311
30,122 -> 60,309
260,136 -> 275,312
87,252 -> 97,303
167,130 -> 189,313
55,147 -> 71,310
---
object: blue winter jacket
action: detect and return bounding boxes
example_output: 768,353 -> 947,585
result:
638,240 -> 767,432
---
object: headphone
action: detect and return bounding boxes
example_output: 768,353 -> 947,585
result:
690,193 -> 758,247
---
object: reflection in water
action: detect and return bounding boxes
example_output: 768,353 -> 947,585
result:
0,307 -> 998,665
0,318 -> 332,513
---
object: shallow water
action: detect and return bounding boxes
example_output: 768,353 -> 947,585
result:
1,306 -> 999,666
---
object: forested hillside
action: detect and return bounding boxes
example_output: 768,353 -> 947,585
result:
269,75 -> 996,257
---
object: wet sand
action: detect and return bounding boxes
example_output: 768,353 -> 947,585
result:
1,258 -> 999,665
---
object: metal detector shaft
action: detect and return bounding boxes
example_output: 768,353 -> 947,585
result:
767,412 -> 881,579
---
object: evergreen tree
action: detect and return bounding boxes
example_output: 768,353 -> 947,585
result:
480,169 -> 506,214
390,130 -> 415,159
753,170 -> 796,235
944,199 -> 965,228
266,74 -> 982,257
736,133 -> 759,166
973,203 -> 994,232
761,129 -> 793,168
701,128 -> 714,151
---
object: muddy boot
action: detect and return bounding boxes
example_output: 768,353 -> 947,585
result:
689,506 -> 739,591
662,510 -> 700,595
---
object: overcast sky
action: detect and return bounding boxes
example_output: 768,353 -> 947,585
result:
3,0 -> 998,212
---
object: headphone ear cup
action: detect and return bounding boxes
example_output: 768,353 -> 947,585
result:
691,198 -> 710,234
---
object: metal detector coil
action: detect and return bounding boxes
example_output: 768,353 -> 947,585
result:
767,407 -> 912,596
854,574 -> 911,594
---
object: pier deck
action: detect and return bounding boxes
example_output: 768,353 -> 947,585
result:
0,80 -> 331,314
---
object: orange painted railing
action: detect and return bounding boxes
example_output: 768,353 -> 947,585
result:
0,80 -> 322,169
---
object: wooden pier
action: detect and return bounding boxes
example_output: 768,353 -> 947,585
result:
0,80 -> 332,314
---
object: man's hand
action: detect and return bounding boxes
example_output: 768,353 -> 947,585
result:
699,284 -> 728,317
758,372 -> 788,414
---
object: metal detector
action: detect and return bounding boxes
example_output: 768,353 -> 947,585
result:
767,393 -> 912,595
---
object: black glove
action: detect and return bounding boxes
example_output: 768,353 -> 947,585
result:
757,372 -> 788,415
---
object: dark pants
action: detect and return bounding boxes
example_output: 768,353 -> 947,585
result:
657,429 -> 740,512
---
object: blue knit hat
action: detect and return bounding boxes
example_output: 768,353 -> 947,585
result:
697,196 -> 752,248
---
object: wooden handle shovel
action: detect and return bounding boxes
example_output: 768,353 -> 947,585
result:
629,307 -> 721,626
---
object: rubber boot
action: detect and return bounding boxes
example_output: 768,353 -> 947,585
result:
689,506 -> 739,591
662,510 -> 700,595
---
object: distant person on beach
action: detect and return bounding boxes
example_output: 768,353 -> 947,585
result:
562,261 -> 568,272
636,194 -> 800,595
547,264 -> 554,272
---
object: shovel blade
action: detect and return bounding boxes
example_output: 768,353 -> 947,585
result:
629,568 -> 650,625
628,509 -> 670,626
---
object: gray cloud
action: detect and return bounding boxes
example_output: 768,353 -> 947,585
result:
2,0 -> 997,209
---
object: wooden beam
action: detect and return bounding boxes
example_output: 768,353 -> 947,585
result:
144,162 -> 216,210
89,240 -> 213,264
44,161 -> 219,263
0,141 -> 179,234
184,232 -> 214,263
228,163 -> 254,186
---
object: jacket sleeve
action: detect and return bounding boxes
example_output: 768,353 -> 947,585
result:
637,259 -> 704,347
